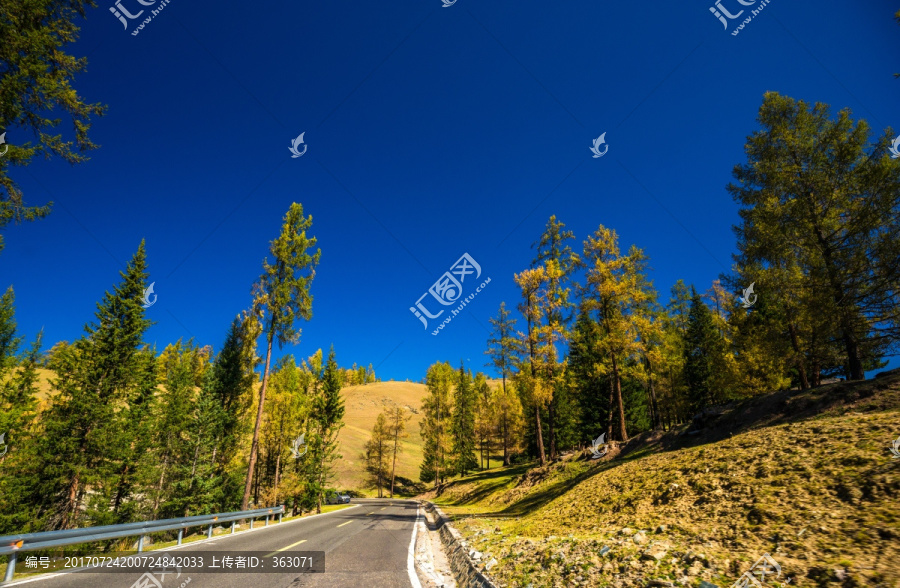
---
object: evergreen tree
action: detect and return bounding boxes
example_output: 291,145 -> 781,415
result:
531,216 -> 579,459
308,347 -> 344,513
243,203 -> 320,510
206,317 -> 257,511
683,289 -> 728,412
363,413 -> 390,497
473,373 -> 494,470
729,92 -> 900,380
30,242 -> 152,529
513,267 -> 549,464
451,364 -> 478,476
0,0 -> 107,254
568,309 -> 607,447
485,301 -> 523,465
419,362 -> 454,488
580,226 -> 650,442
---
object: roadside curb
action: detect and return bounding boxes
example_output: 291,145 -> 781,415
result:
421,502 -> 500,588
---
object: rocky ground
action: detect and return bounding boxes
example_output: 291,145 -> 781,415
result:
423,374 -> 900,588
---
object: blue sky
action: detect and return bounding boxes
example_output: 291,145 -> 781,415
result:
1,0 -> 898,380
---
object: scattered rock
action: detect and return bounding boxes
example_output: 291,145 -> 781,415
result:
698,581 -> 720,588
633,531 -> 649,545
642,541 -> 671,562
687,562 -> 705,576
485,558 -> 497,571
834,568 -> 848,582
620,527 -> 635,536
646,580 -> 675,588
599,546 -> 611,556
655,524 -> 668,533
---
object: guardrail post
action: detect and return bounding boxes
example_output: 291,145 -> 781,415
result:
177,529 -> 183,545
5,552 -> 16,583
137,535 -> 144,553
279,512 -> 283,523
207,525 -> 213,539
231,521 -> 235,534
250,518 -> 254,529
265,515 -> 269,527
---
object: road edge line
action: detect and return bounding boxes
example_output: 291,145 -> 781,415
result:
407,502 -> 423,588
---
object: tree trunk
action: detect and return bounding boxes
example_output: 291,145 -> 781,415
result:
502,413 -> 510,466
242,328 -> 275,510
611,353 -> 628,442
273,450 -> 282,504
390,425 -> 399,498
787,322 -> 810,389
534,405 -> 546,465
810,207 -> 864,380
548,398 -> 557,461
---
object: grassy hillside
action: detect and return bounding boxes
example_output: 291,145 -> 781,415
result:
22,368 -> 428,496
335,380 -> 427,495
424,373 -> 900,588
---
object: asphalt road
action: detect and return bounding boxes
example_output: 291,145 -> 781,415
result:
10,499 -> 421,588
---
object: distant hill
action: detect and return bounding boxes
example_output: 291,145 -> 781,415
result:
335,380 -> 428,495
24,368 -> 429,496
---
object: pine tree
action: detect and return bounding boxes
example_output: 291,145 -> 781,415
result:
386,407 -> 409,497
729,92 -> 900,380
485,301 -> 523,465
451,364 -> 478,476
261,355 -> 307,506
513,268 -> 549,464
419,362 -> 454,488
580,226 -> 650,442
363,413 -> 390,497
243,203 -> 321,510
568,309 -> 608,443
530,216 -> 578,459
31,242 -> 152,529
0,0 -> 107,254
309,347 -> 344,513
473,373 -> 493,470
683,289 -> 728,412
207,317 -> 257,511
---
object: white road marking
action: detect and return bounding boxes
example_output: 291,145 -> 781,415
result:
407,502 -> 423,588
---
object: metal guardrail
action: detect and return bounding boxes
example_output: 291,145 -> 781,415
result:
0,505 -> 285,583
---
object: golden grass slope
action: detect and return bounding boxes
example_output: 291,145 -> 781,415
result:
334,380 -> 427,494
428,374 -> 900,588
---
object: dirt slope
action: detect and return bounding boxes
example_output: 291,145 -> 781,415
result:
425,374 -> 900,588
